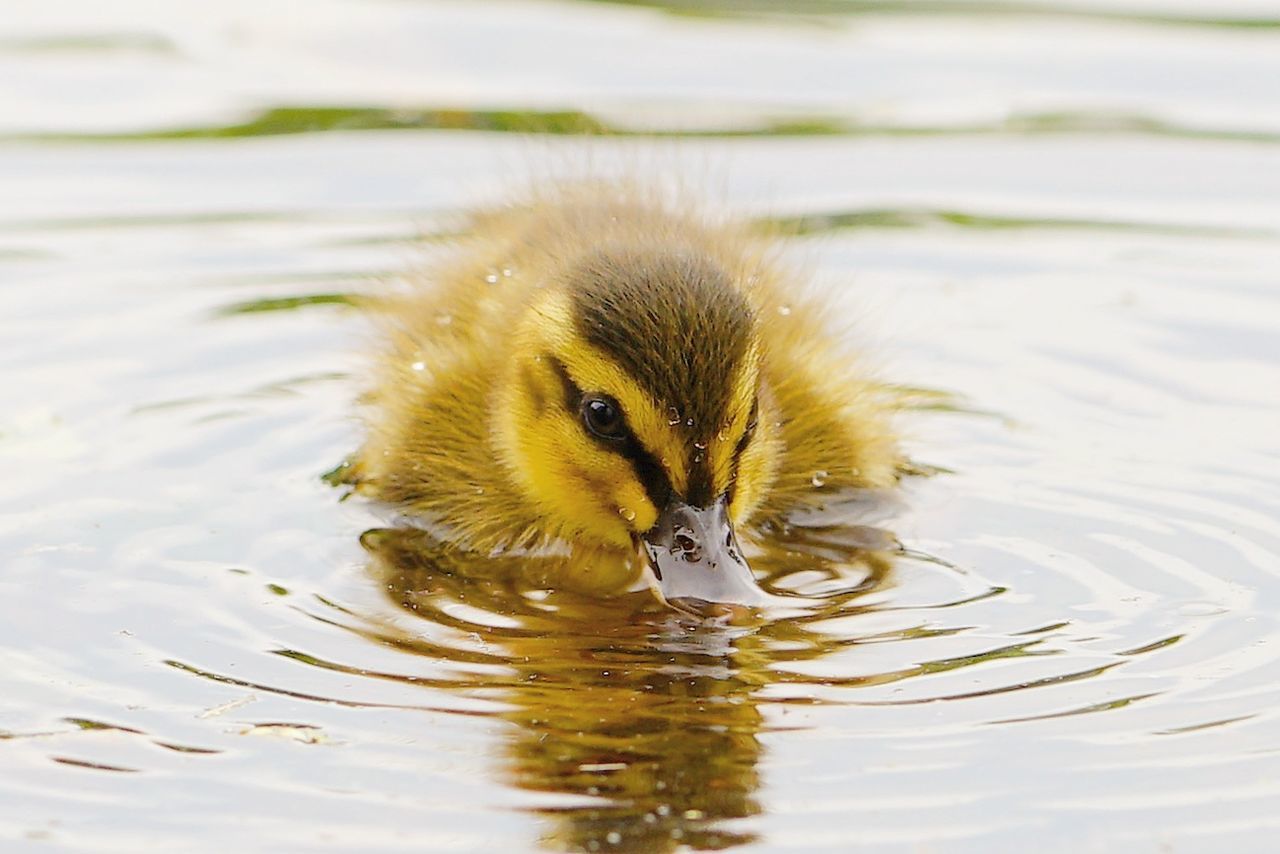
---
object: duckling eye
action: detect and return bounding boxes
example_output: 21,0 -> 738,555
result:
581,395 -> 626,441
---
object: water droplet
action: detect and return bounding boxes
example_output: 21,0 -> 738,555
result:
501,267 -> 514,278
410,361 -> 426,372
666,406 -> 681,426
685,418 -> 694,428
811,470 -> 829,487
484,272 -> 499,284
777,304 -> 792,316
693,441 -> 707,450
436,314 -> 453,326
618,507 -> 636,522
693,452 -> 705,464
606,832 -> 621,845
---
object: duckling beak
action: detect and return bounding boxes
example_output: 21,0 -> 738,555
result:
640,495 -> 766,615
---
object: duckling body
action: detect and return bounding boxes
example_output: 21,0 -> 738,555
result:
349,183 -> 899,603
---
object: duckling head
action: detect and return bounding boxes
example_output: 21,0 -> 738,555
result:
495,243 -> 778,609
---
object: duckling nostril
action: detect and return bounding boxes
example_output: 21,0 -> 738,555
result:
672,531 -> 699,559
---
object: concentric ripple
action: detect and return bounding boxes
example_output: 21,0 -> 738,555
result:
3,0 -> 1280,851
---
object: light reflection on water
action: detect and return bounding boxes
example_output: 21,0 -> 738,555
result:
313,518 -> 971,851
3,0 -> 1280,851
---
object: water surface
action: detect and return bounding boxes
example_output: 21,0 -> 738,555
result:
2,1 -> 1279,851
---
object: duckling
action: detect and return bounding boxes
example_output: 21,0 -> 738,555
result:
341,182 -> 900,609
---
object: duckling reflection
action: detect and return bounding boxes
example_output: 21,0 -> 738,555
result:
361,521 -> 896,851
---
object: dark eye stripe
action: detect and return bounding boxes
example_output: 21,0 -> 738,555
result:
626,442 -> 673,514
546,354 -> 582,413
543,353 -> 672,514
732,399 -> 760,468
725,398 -> 760,502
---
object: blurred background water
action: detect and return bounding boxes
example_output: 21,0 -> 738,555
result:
2,0 -> 1279,851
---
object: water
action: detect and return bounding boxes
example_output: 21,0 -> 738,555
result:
3,0 -> 1279,850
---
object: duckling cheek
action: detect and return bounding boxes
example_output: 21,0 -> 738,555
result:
559,466 -> 633,543
728,432 -> 779,524
612,482 -> 657,533
729,461 -> 765,523
577,476 -> 654,540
